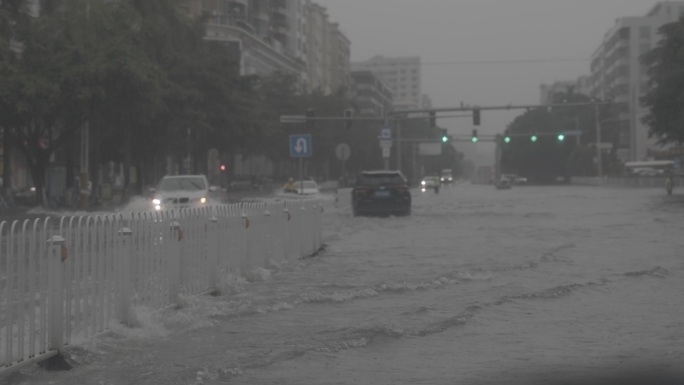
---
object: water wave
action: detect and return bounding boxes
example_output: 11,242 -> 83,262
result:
623,266 -> 669,278
300,288 -> 379,303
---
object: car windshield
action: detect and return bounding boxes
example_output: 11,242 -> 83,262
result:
358,173 -> 405,186
158,177 -> 206,192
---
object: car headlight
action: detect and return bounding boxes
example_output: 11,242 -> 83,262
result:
200,197 -> 207,204
152,198 -> 161,205
421,181 -> 426,185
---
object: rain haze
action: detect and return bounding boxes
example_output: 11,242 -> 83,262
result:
2,1 -> 684,385
315,0 -> 659,163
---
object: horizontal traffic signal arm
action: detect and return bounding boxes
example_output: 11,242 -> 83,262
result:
390,102 -> 614,116
505,131 -> 581,137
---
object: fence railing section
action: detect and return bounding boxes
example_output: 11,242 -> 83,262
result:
0,199 -> 323,374
572,176 -> 684,188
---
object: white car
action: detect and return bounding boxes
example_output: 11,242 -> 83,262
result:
152,175 -> 211,211
297,180 -> 320,195
420,176 -> 439,192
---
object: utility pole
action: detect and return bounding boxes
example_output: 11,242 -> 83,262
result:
396,117 -> 402,173
595,104 -> 603,178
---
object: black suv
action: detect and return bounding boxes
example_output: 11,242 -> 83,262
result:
352,170 -> 411,216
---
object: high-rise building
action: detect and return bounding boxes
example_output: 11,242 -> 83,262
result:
349,71 -> 394,116
590,1 -> 684,161
328,23 -> 351,94
184,0 -> 348,94
303,1 -> 330,92
352,55 -> 423,111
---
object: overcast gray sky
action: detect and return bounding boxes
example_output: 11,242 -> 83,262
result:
315,0 -> 659,163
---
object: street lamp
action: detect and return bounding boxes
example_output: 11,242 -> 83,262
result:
594,104 -> 602,178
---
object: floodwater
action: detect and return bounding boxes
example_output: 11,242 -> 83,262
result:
6,183 -> 684,385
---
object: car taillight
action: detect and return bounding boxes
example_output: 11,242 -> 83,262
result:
395,186 -> 409,193
355,187 -> 370,195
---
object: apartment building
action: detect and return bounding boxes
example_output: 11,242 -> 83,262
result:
590,1 -> 684,161
328,23 -> 351,94
185,0 -> 349,94
352,55 -> 424,111
349,71 -> 394,117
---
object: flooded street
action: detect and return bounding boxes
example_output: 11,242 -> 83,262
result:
8,183 -> 684,385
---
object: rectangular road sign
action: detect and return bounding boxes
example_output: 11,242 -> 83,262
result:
290,134 -> 312,157
379,127 -> 392,140
280,115 -> 307,124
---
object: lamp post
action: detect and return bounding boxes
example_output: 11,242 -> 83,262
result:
595,104 -> 602,178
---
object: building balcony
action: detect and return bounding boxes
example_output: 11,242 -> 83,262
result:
227,0 -> 248,8
271,4 -> 288,17
254,10 -> 270,23
270,25 -> 288,36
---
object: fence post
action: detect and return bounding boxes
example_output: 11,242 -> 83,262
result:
299,204 -> 306,257
263,209 -> 271,266
283,207 -> 291,260
209,216 -> 219,290
117,227 -> 133,325
241,213 -> 249,275
169,221 -> 182,305
47,235 -> 66,351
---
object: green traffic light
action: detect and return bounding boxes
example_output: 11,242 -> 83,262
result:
531,135 -> 538,142
504,137 -> 511,143
557,134 -> 565,141
471,137 -> 478,143
442,136 -> 448,143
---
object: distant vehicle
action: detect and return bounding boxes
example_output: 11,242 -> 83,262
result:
625,160 -> 674,176
352,170 -> 411,217
502,173 -> 527,185
631,167 -> 663,177
495,176 -> 512,190
440,169 -> 454,184
152,174 -> 210,211
229,176 -> 254,191
297,180 -> 320,195
421,176 -> 440,193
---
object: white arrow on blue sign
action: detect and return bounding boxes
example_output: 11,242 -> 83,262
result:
290,134 -> 313,158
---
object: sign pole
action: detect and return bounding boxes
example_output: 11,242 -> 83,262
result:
299,157 -> 303,193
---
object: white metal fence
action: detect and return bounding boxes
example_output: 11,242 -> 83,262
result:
572,176 -> 684,188
0,199 -> 323,375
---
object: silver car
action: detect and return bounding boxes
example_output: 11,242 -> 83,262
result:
152,175 -> 210,211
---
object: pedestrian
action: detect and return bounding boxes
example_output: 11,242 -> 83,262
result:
666,175 -> 674,196
283,177 -> 297,193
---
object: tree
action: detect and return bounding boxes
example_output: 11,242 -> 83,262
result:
502,108 -> 575,182
0,0 -> 116,205
641,16 -> 684,145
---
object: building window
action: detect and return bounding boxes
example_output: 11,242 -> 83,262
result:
640,26 -> 650,39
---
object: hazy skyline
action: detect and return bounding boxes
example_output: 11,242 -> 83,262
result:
315,0 -> 666,164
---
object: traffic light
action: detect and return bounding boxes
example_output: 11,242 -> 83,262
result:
220,164 -> 226,172
344,109 -> 353,130
429,111 -> 436,128
531,134 -> 538,142
504,130 -> 511,143
441,128 -> 448,143
473,109 -> 481,126
471,129 -> 478,143
557,133 -> 565,142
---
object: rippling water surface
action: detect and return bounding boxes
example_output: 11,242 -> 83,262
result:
8,184 -> 684,385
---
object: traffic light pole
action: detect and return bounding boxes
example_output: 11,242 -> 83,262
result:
396,117 -> 402,172
595,104 -> 603,179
